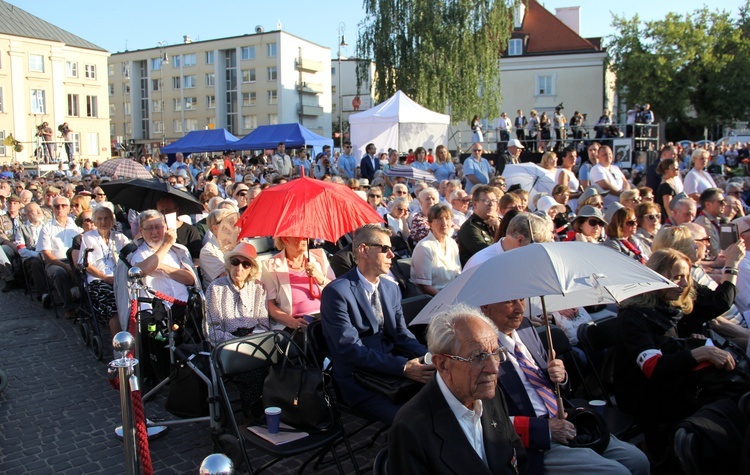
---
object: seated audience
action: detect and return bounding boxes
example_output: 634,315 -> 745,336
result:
602,203 -> 651,263
466,213 -> 551,270
410,203 -> 460,296
458,185 -> 500,266
199,209 -> 239,286
410,187 -> 439,245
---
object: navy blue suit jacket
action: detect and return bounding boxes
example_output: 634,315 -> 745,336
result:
320,268 -> 426,406
359,154 -> 380,182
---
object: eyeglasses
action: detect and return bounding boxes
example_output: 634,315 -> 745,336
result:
591,201 -> 604,208
53,204 -> 69,209
142,224 -> 164,233
480,199 -> 499,206
586,219 -> 604,227
715,199 -> 727,205
441,348 -> 508,367
236,192 -> 248,197
28,188 -> 38,192
344,145 -> 352,149
625,220 -> 637,227
393,191 -> 407,195
364,242 -> 393,254
96,193 -> 106,197
83,218 -> 94,224
629,197 -> 642,202
642,195 -> 654,200
645,213 -> 661,221
394,207 -> 408,212
230,258 -> 253,269
472,149 -> 483,153
694,237 -> 711,243
497,182 -> 507,188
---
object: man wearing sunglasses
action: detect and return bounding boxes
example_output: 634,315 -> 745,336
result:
321,224 -> 432,424
337,140 -> 357,179
481,299 -> 649,475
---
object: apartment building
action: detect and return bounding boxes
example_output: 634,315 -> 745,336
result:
0,1 -> 110,164
109,30 -> 332,152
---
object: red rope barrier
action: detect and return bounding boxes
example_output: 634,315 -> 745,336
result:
131,389 -> 153,475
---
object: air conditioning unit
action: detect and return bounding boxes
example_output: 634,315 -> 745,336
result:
255,25 -> 264,34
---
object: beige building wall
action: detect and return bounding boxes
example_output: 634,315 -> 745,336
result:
0,34 -> 109,164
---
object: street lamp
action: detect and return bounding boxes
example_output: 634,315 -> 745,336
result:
157,41 -> 169,147
337,23 -> 348,147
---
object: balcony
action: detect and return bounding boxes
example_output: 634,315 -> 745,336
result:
297,82 -> 324,95
299,105 -> 323,116
295,58 -> 322,73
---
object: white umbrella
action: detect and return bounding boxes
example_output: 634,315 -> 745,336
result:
501,163 -> 557,209
410,242 -> 676,326
383,165 -> 437,183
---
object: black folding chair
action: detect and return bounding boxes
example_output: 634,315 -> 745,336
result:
212,330 -> 359,474
373,447 -> 388,475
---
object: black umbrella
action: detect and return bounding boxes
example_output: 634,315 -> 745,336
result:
100,178 -> 204,215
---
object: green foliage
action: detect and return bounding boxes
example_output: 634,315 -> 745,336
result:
356,0 -> 517,124
608,2 -> 750,138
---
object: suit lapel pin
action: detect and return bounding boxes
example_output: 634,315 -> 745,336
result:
491,421 -> 497,428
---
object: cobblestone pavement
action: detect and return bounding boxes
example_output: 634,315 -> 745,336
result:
0,288 -> 385,474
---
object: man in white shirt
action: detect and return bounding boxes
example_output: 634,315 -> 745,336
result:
388,304 -> 527,474
733,217 -> 750,316
271,142 -> 293,178
496,112 -> 512,146
589,145 -> 631,205
464,213 -> 551,270
37,196 -> 82,318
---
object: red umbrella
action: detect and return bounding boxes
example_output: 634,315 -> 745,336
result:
237,176 -> 384,243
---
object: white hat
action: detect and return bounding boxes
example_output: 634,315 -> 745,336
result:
508,139 -> 525,149
536,195 -> 565,214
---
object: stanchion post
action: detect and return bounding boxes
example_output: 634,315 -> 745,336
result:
199,454 -> 234,474
109,331 -> 141,475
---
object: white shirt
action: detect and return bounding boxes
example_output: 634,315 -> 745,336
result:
79,230 -> 130,283
435,372 -> 487,464
410,231 -> 461,290
590,164 -> 628,205
736,254 -> 750,314
683,168 -> 717,196
131,241 -> 190,309
464,238 -> 507,271
498,330 -> 550,418
36,217 -> 81,260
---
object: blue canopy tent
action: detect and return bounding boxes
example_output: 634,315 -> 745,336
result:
234,123 -> 333,158
160,128 -> 239,154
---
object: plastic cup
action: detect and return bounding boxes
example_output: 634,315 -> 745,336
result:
265,407 -> 281,434
588,399 -> 606,415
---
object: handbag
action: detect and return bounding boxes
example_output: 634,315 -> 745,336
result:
566,408 -> 610,454
352,367 -> 423,404
262,331 -> 334,432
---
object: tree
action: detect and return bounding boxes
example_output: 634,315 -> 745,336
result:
356,0 -> 517,124
608,2 -> 750,139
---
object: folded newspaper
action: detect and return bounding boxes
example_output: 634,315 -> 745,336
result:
247,423 -> 309,445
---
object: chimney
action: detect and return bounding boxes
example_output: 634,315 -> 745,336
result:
183,35 -> 192,44
555,7 -> 581,35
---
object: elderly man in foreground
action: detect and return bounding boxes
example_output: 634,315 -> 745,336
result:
389,303 -> 527,474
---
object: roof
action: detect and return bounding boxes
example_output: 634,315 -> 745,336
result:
0,1 -> 106,52
509,0 -> 599,55
349,90 -> 450,125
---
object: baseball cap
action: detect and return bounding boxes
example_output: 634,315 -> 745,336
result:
507,139 -> 525,149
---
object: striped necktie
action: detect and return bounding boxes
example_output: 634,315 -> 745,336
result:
513,341 -> 558,417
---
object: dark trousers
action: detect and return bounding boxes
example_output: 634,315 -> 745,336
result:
23,256 -> 48,297
46,262 -> 74,311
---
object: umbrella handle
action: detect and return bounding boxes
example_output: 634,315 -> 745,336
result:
541,296 -> 566,420
309,276 -> 321,300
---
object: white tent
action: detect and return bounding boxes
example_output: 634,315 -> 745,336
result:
348,90 -> 450,159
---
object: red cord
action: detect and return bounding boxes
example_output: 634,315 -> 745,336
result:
131,389 -> 153,475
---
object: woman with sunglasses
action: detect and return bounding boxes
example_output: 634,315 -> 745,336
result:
655,158 -> 680,223
261,236 -> 335,331
385,196 -> 411,241
575,186 -> 606,214
635,202 -> 662,248
565,205 -> 606,242
602,204 -> 651,263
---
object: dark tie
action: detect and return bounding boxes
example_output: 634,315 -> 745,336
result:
370,286 -> 384,328
513,341 -> 558,417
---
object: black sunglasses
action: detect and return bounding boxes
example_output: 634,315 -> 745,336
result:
586,218 -> 604,227
230,258 -> 253,269
364,242 -> 393,254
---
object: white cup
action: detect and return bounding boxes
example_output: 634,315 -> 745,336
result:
588,399 -> 606,415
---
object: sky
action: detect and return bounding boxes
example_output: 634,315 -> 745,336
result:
19,0 -> 749,56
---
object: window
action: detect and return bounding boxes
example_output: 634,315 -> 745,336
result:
109,104 -> 115,116
185,119 -> 198,131
0,131 -> 6,157
242,92 -> 256,106
108,84 -> 115,96
108,64 -> 114,76
206,73 -> 215,86
173,119 -> 183,133
267,66 -> 277,81
123,103 -> 131,115
184,97 -> 197,110
124,84 -> 131,95
152,79 -> 162,91
536,75 -> 554,96
241,46 -> 255,60
241,69 -> 256,83
268,113 -> 278,125
66,61 -> 78,77
206,51 -> 214,64
172,55 -> 181,68
173,98 -> 182,111
268,90 -> 277,105
243,115 -> 257,129
0,88 -> 3,113
184,54 -> 196,66
31,89 -> 46,114
267,43 -> 277,57
86,95 -> 98,117
508,39 -> 523,56
153,121 -> 163,133
123,64 -> 130,78
84,64 -> 97,79
207,95 -> 216,109
184,75 -> 196,88
29,54 -> 44,72
172,77 -> 181,89
153,100 -> 163,112
152,58 -> 162,71
67,94 -> 79,116
87,133 -> 99,156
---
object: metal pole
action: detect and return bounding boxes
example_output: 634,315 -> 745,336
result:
110,332 -> 141,475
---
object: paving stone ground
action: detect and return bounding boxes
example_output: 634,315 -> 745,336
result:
0,289 -> 385,474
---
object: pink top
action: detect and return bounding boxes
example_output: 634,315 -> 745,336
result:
288,268 -> 321,316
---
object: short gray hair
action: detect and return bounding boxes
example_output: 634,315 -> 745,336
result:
427,303 -> 498,355
506,212 -> 552,243
138,209 -> 164,228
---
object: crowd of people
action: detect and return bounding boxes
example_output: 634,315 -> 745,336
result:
3,134 -> 750,473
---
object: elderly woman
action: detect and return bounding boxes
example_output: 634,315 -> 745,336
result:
576,186 -> 606,213
366,186 -> 389,215
385,196 -> 411,240
614,248 -> 749,457
205,242 -> 270,345
261,236 -> 335,331
79,203 -> 130,335
92,186 -> 107,204
199,209 -> 239,286
565,205 -> 606,242
427,145 -> 455,182
684,148 -> 717,201
409,187 -> 439,244
634,201 -> 661,248
602,204 -> 651,263
410,203 -> 461,296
